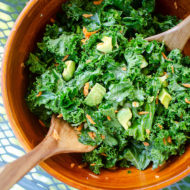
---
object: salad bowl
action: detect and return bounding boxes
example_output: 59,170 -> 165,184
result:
2,0 -> 190,189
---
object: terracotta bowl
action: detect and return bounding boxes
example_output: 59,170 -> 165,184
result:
2,0 -> 190,189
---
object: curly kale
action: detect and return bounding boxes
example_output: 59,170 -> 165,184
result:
25,0 -> 189,174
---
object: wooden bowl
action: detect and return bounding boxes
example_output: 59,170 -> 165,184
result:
2,0 -> 190,189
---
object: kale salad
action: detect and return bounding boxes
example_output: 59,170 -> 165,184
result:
26,0 -> 190,174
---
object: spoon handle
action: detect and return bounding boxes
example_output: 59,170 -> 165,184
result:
0,137 -> 57,190
146,15 -> 190,50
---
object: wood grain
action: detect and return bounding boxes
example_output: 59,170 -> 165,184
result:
2,0 -> 190,189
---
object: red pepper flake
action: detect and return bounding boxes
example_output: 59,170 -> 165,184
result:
107,116 -> 111,121
57,113 -> 63,118
122,67 -> 127,71
138,111 -> 149,115
86,114 -> 96,125
62,55 -> 69,62
163,138 -> 167,145
39,120 -> 46,127
146,129 -> 151,135
93,0 -> 103,5
82,14 -> 93,18
70,163 -> 75,168
143,142 -> 150,146
167,136 -> 172,144
185,98 -> 190,104
36,91 -> 42,97
182,84 -> 190,88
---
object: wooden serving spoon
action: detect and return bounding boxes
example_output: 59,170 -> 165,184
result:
146,15 -> 190,50
0,115 -> 95,190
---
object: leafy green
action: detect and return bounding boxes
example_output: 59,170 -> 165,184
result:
25,0 -> 190,174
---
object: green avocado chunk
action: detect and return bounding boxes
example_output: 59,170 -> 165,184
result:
117,108 -> 132,130
84,83 -> 106,107
96,36 -> 113,53
159,88 -> 172,109
62,60 -> 76,81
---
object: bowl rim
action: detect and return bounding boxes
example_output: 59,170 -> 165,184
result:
1,0 -> 190,189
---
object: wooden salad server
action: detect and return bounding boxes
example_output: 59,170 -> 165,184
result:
0,115 -> 95,190
146,15 -> 190,50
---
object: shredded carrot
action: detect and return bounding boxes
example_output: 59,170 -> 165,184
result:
185,98 -> 190,104
78,163 -> 87,169
171,65 -> 174,74
115,110 -> 118,113
62,55 -> 69,62
101,135 -> 105,140
57,113 -> 63,118
54,63 -> 59,67
76,123 -> 83,132
138,111 -> 149,115
156,95 -> 159,104
107,116 -> 111,121
182,84 -> 190,88
143,142 -> 150,146
81,38 -> 88,44
83,82 -> 90,96
82,14 -> 93,18
86,114 -> 96,124
163,138 -> 167,145
93,0 -> 103,5
53,129 -> 60,141
146,129 -> 151,135
83,27 -> 99,39
70,163 -> 75,168
167,136 -> 172,144
36,91 -> 42,97
101,153 -> 107,156
39,120 -> 46,127
90,163 -> 96,166
162,52 -> 168,60
122,67 -> 127,71
88,132 -> 96,140
158,124 -> 163,129
50,18 -> 55,23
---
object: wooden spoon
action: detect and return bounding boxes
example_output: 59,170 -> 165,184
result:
0,115 -> 95,190
146,15 -> 190,50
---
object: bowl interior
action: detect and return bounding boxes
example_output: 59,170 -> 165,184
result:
2,0 -> 190,189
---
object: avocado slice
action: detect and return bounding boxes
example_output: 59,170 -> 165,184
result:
159,88 -> 172,109
62,60 -> 76,81
96,36 -> 113,53
140,56 -> 148,68
158,75 -> 168,87
84,83 -> 106,107
117,108 -> 132,130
